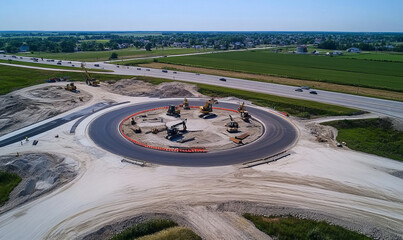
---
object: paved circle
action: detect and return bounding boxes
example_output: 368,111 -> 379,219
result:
88,100 -> 298,167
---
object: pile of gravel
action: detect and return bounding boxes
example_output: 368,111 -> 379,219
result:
0,153 -> 78,213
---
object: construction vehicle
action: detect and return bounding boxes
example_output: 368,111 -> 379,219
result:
238,102 -> 251,122
166,119 -> 187,140
199,98 -> 218,118
81,63 -> 100,86
151,126 -> 167,134
225,115 -> 239,133
166,105 -> 181,117
65,83 -> 78,93
183,98 -> 190,110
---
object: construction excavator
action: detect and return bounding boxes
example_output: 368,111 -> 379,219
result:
81,63 -> 100,86
166,119 -> 187,140
225,115 -> 239,133
64,83 -> 79,93
238,102 -> 251,122
199,98 -> 218,118
183,98 -> 190,110
166,105 -> 181,117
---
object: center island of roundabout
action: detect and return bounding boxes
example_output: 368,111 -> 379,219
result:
88,98 -> 298,167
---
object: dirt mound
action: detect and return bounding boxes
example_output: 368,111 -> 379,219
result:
103,78 -> 202,98
0,153 -> 78,213
0,86 -> 92,136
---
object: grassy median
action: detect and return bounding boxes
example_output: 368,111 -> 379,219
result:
244,214 -> 370,240
323,118 -> 403,161
196,83 -> 363,118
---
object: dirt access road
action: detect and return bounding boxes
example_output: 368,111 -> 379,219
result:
0,83 -> 402,239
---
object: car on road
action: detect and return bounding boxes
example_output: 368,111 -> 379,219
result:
94,64 -> 100,67
146,69 -> 150,71
57,62 -> 62,65
295,88 -> 303,92
137,68 -> 141,70
19,57 -> 23,59
72,65 -> 75,67
219,78 -> 227,81
173,71 -> 177,74
12,55 -> 17,58
301,86 -> 310,90
162,70 -> 168,73
309,91 -> 318,95
196,73 -> 200,75
67,61 -> 72,64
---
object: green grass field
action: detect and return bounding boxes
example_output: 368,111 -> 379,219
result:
0,59 -> 112,72
243,214 -> 371,240
136,227 -> 201,240
340,52 -> 403,62
323,118 -> 403,161
15,48 -> 210,62
0,64 -> 131,95
0,171 -> 21,205
109,219 -> 198,240
159,50 -> 403,92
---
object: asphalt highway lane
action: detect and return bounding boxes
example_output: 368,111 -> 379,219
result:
88,100 -> 298,166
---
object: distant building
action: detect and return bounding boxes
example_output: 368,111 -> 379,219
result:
19,46 -> 29,52
346,47 -> 361,53
296,45 -> 308,54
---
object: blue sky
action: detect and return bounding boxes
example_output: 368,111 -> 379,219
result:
1,0 -> 402,32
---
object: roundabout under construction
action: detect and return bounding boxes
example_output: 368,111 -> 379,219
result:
88,99 -> 298,166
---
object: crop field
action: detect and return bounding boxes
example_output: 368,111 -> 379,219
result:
15,48 -> 209,62
340,52 -> 403,62
159,50 -> 403,92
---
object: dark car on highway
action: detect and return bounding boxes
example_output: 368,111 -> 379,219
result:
295,88 -> 303,92
310,91 -> 318,94
219,78 -> 227,81
162,70 -> 168,73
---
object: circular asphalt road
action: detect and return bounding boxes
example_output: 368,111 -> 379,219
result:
88,100 -> 298,167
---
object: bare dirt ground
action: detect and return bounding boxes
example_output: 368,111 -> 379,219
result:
0,85 -> 92,136
0,84 -> 402,240
102,78 -> 203,98
121,108 -> 263,152
0,153 -> 78,213
140,62 -> 403,101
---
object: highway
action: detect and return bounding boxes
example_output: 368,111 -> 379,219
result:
88,100 -> 298,166
1,54 -> 402,119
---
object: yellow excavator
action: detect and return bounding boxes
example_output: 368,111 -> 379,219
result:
199,98 -> 218,118
81,63 -> 100,86
183,98 -> 190,110
65,83 -> 78,93
167,105 -> 181,117
238,102 -> 250,122
225,115 -> 239,133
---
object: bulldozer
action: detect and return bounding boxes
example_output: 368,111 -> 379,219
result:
166,119 -> 187,140
81,63 -> 100,86
65,83 -> 78,93
225,115 -> 239,133
238,102 -> 251,122
199,98 -> 218,118
183,98 -> 190,110
166,105 -> 181,117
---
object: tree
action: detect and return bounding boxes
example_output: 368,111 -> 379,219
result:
110,52 -> 118,59
145,43 -> 152,51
